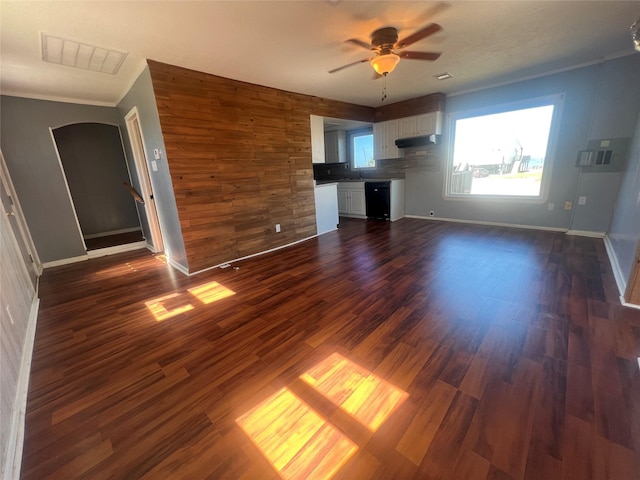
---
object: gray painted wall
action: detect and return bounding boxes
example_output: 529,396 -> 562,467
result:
608,107 -> 640,285
117,67 -> 187,270
52,123 -> 140,237
405,55 -> 640,233
570,55 -> 640,233
0,96 -> 127,262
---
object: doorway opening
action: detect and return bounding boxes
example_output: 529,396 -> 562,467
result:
124,107 -> 164,253
51,122 -> 146,253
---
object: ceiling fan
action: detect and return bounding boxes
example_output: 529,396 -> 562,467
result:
329,23 -> 442,78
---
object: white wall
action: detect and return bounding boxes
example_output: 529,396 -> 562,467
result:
0,194 -> 38,478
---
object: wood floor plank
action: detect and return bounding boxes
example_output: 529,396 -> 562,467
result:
395,380 -> 457,465
449,449 -> 491,480
21,218 -> 640,479
491,358 -> 542,479
413,390 -> 478,480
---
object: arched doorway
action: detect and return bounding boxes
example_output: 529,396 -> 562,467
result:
51,122 -> 145,251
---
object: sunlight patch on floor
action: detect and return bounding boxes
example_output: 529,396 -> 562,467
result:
236,388 -> 358,480
145,292 -> 194,321
187,281 -> 235,304
144,280 -> 235,321
300,352 -> 408,431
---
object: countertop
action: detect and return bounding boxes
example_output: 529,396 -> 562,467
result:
314,178 -> 403,185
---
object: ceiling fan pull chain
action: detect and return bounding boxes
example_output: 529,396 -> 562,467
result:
382,73 -> 388,101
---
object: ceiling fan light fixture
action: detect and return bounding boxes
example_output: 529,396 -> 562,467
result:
370,54 -> 400,75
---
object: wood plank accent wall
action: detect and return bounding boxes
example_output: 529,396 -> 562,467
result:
374,92 -> 446,122
147,60 -> 374,273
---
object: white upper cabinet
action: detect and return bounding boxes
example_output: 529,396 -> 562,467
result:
373,120 -> 399,160
310,115 -> 326,163
374,112 -> 443,160
397,112 -> 443,138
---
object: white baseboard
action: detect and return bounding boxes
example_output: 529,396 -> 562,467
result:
83,227 -> 141,240
621,299 -> 640,310
42,255 -> 88,269
86,241 -> 147,259
188,235 -> 316,276
566,230 -> 606,238
604,235 -> 628,301
168,257 -> 189,276
404,215 -> 568,232
43,242 -> 149,267
2,296 -> 39,480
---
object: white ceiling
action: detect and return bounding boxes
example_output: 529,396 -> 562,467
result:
1,1 -> 639,108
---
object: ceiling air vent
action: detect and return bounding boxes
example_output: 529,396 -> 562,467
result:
41,33 -> 128,74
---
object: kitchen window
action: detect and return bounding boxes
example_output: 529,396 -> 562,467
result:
445,94 -> 563,200
349,129 -> 375,169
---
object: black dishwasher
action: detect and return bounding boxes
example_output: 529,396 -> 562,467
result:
365,181 -> 391,220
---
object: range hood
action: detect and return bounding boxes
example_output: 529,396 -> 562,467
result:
395,134 -> 440,148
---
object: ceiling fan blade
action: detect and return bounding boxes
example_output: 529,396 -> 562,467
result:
398,51 -> 442,61
328,57 -> 371,74
345,38 -> 373,50
395,23 -> 442,49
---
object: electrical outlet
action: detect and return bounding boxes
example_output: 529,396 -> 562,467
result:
578,196 -> 587,205
153,148 -> 161,160
547,202 -> 554,211
564,201 -> 573,210
275,224 -> 281,233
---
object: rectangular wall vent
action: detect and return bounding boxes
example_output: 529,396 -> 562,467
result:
41,33 -> 128,75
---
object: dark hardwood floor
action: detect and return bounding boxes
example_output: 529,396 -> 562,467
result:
22,218 -> 640,479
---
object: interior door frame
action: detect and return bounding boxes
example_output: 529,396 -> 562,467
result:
0,149 -> 42,280
625,243 -> 640,306
124,107 -> 164,253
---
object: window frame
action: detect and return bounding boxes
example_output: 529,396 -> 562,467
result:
348,128 -> 375,170
444,94 -> 564,203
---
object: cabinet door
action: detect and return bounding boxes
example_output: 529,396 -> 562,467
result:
398,116 -> 417,138
324,131 -> 339,163
385,120 -> 399,159
310,115 -> 325,163
336,131 -> 347,163
373,122 -> 386,160
337,188 -> 349,214
416,113 -> 438,136
350,188 -> 366,216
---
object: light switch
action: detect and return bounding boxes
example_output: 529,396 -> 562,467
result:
578,196 -> 587,205
151,160 -> 158,171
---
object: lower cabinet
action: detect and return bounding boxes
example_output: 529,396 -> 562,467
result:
337,182 -> 366,218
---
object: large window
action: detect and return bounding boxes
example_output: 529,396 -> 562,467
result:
349,129 -> 375,169
446,95 -> 562,200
